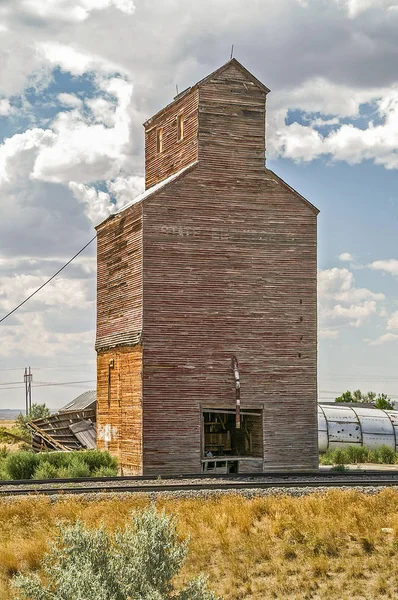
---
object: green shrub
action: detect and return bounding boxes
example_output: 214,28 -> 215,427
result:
12,506 -> 218,600
345,445 -> 369,464
330,465 -> 348,472
0,459 -> 9,480
331,448 -> 347,466
320,444 -> 398,466
32,462 -> 60,480
372,445 -> 396,464
6,451 -> 39,479
319,449 -> 335,465
37,452 -> 71,470
0,445 -> 9,459
93,466 -> 118,477
0,450 -> 118,480
81,450 -> 118,473
64,456 -> 91,478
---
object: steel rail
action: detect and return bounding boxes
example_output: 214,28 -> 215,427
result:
3,469 -> 398,487
2,476 -> 398,497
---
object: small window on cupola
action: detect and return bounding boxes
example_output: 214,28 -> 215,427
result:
156,128 -> 163,153
177,114 -> 184,141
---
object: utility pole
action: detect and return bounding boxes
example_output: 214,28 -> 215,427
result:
24,367 -> 32,416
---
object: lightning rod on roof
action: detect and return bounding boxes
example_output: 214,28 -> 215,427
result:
230,44 -> 234,60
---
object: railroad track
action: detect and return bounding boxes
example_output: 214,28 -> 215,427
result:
2,471 -> 398,497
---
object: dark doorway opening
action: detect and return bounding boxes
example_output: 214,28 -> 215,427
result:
202,408 -> 263,459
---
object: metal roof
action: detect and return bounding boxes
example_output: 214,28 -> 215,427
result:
60,390 -> 97,413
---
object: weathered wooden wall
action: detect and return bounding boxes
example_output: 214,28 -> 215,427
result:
141,62 -> 318,475
198,62 -> 266,175
96,202 -> 143,351
96,195 -> 144,474
97,346 -> 143,475
144,88 -> 199,190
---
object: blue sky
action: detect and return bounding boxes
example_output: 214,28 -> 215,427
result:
0,0 -> 397,408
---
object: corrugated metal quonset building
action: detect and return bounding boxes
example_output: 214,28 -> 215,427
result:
95,59 -> 320,476
318,404 -> 398,452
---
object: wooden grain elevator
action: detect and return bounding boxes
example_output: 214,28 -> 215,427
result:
95,59 -> 319,475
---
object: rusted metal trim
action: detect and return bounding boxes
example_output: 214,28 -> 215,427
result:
232,356 -> 241,430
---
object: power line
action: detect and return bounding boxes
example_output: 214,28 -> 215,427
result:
0,379 -> 96,391
0,236 -> 96,325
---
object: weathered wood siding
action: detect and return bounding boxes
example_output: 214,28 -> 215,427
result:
144,88 -> 199,190
198,62 -> 266,175
96,203 -> 143,351
96,201 -> 144,474
97,346 -> 143,475
96,60 -> 318,476
141,64 -> 318,475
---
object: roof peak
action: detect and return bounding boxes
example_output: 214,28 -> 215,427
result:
144,58 -> 270,127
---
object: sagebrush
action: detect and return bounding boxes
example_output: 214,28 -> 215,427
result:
13,506 -> 218,600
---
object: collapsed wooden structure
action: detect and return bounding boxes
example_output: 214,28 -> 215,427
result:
29,391 -> 96,452
96,59 -> 319,475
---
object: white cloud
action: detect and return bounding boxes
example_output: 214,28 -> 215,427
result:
39,42 -> 123,77
69,182 -> 112,225
0,274 -> 92,312
319,329 -> 340,339
387,311 -> 398,330
369,259 -> 398,276
19,0 -> 135,23
0,312 -> 94,358
270,84 -> 398,168
334,0 -> 398,18
368,333 -> 398,346
339,252 -> 353,262
107,174 -> 144,209
32,78 -> 133,184
318,267 -> 384,330
0,98 -> 12,115
69,173 -> 145,225
0,128 -> 55,185
331,300 -> 377,327
57,93 -> 83,108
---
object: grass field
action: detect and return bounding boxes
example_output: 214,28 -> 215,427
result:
1,489 -> 398,599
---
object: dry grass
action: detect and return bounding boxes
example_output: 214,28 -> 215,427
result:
2,490 -> 398,599
0,420 -> 15,429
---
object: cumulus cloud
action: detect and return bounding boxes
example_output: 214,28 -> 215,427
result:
369,259 -> 398,276
318,267 -> 385,330
0,274 -> 93,313
0,77 -> 133,186
368,333 -> 398,346
331,300 -> 377,327
57,93 -> 83,108
334,0 -> 398,18
0,312 -> 94,358
339,252 -> 353,262
319,329 -> 340,340
69,182 -> 112,225
0,99 -> 12,115
387,311 -> 398,330
107,175 -> 144,208
18,0 -> 135,23
69,174 -> 144,225
270,84 -> 398,169
39,42 -> 126,78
